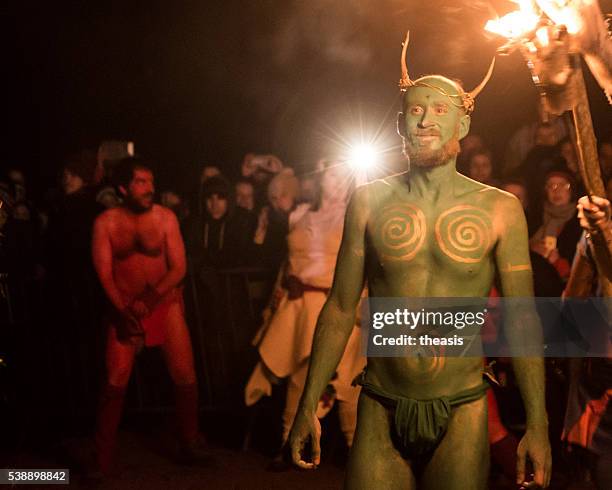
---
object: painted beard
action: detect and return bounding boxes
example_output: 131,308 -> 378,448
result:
404,131 -> 461,168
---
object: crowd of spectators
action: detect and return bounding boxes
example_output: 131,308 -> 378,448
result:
460,118 -> 612,295
1,119 -> 611,485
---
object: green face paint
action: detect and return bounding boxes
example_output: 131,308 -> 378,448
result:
402,77 -> 465,163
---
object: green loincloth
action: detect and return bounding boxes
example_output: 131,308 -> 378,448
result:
354,373 -> 489,458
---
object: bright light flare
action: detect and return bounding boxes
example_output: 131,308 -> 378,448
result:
485,0 -> 540,39
349,143 -> 378,171
535,26 -> 550,47
535,0 -> 583,34
485,0 -> 584,41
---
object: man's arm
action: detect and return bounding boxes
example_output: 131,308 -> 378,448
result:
494,195 -> 552,488
92,212 -> 126,311
154,207 -> 187,296
290,187 -> 369,468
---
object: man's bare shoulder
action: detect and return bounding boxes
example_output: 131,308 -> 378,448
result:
95,205 -> 174,225
152,205 -> 180,232
455,174 -> 521,206
454,172 -> 497,195
485,187 -> 523,214
152,204 -> 174,218
352,175 -> 401,202
94,207 -> 122,228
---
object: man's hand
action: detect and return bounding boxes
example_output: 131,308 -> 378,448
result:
516,427 -> 552,488
577,195 -> 611,233
129,284 -> 163,318
129,300 -> 150,318
530,239 -> 551,258
289,409 -> 321,470
547,248 -> 560,264
115,308 -> 144,345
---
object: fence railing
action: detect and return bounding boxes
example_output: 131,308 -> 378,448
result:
0,264 -> 274,423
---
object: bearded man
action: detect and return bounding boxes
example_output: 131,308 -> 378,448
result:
91,157 -> 202,475
289,35 -> 552,489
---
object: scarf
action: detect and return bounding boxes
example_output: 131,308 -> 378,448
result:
531,201 -> 576,244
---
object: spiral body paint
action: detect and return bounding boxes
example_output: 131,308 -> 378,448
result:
409,345 -> 446,382
374,203 -> 426,261
435,205 -> 493,263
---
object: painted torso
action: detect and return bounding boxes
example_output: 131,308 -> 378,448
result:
362,172 -> 514,398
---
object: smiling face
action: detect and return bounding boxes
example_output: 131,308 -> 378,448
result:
399,76 -> 470,168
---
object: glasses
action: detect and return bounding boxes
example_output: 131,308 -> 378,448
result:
546,183 -> 571,191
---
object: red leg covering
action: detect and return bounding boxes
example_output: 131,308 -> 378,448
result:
490,433 -> 520,480
94,384 -> 127,474
487,389 -> 519,480
174,383 -> 199,447
487,388 -> 508,444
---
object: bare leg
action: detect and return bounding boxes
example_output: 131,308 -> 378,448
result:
421,395 -> 489,490
345,393 -> 416,490
160,304 -> 199,448
161,304 -> 197,386
95,326 -> 137,473
105,325 -> 138,387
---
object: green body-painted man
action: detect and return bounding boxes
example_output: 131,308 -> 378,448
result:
289,36 -> 552,489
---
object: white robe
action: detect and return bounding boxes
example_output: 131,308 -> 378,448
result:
246,203 -> 365,406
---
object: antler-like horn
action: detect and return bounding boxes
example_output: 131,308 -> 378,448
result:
399,31 -> 413,91
468,57 -> 496,99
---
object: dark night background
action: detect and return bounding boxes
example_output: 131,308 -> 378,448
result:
4,0 -> 612,195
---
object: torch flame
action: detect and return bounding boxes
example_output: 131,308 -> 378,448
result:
485,0 -> 541,39
534,0 -> 584,35
485,0 -> 585,40
535,26 -> 551,47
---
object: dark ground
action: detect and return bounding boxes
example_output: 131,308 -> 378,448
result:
1,407 -> 596,490
3,408 -> 346,490
6,436 -> 345,490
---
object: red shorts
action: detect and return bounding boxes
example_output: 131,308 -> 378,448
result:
141,288 -> 185,346
108,287 -> 185,347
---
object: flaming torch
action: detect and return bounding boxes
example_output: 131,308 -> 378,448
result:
485,0 -> 607,197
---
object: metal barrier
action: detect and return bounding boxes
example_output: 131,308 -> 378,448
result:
1,264 -> 273,422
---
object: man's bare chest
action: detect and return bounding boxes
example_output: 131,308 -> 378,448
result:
366,200 -> 497,273
110,217 -> 165,259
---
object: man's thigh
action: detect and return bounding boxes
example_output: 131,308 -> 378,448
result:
421,395 -> 489,490
105,325 -> 137,387
160,303 -> 196,385
345,393 -> 417,490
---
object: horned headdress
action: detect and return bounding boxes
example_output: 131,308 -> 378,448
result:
398,32 -> 496,115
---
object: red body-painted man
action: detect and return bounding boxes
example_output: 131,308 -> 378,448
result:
91,157 -> 200,474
